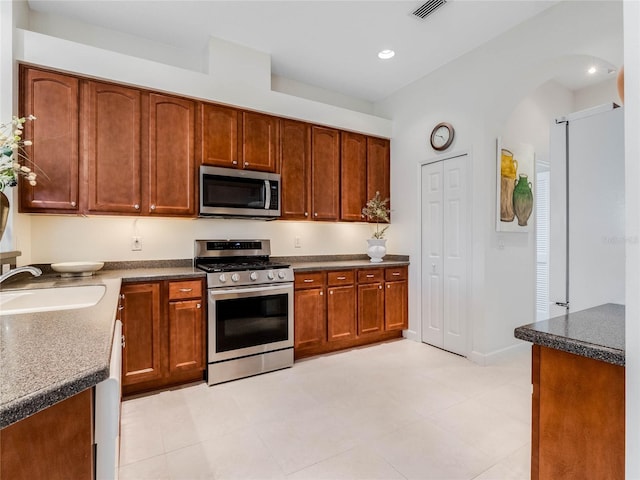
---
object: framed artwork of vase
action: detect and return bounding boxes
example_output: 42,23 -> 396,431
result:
496,138 -> 535,232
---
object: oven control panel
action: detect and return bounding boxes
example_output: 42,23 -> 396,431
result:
208,268 -> 294,288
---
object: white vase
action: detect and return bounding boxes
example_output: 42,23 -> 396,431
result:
367,238 -> 387,263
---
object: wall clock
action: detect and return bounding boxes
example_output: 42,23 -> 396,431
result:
430,122 -> 454,151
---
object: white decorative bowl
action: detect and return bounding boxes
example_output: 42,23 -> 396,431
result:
51,261 -> 105,277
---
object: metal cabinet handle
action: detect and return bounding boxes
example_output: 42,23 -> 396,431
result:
320,291 -> 324,296
134,204 -> 140,210
366,274 -> 374,278
337,276 -> 346,280
197,303 -> 201,309
392,272 -> 401,276
330,291 -> 334,295
150,204 -> 156,211
379,285 -> 383,289
118,305 -> 124,311
120,294 -> 125,300
314,213 -> 318,217
179,288 -> 193,292
121,335 -> 126,349
303,279 -> 314,283
304,212 -> 309,217
244,162 -> 249,167
387,285 -> 391,289
232,160 -> 238,165
71,201 -> 77,207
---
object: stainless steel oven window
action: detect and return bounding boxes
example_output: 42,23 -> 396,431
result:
208,284 -> 294,362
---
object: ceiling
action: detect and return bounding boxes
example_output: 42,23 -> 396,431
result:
26,0 -> 619,103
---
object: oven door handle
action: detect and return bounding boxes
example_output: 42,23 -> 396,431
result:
210,284 -> 292,297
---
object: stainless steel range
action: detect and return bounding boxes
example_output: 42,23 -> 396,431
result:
194,239 -> 294,385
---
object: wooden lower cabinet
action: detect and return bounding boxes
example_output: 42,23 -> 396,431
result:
1,389 -> 93,480
531,345 -> 625,479
294,266 -> 408,359
122,279 -> 205,396
357,282 -> 384,335
121,282 -> 163,386
294,276 -> 326,351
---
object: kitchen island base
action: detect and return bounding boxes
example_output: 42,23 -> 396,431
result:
531,344 -> 624,479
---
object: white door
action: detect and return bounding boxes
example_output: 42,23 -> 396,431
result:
549,105 -> 625,316
421,155 -> 468,355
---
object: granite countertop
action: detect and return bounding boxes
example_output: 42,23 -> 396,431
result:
0,276 -> 122,428
514,303 -> 625,366
277,255 -> 410,272
0,254 -> 409,428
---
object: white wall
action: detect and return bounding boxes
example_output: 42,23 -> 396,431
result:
375,0 -> 622,360
574,77 -> 620,111
27,216 -> 380,263
624,0 -> 640,475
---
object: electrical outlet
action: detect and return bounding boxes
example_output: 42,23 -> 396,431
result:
294,236 -> 302,248
131,236 -> 142,251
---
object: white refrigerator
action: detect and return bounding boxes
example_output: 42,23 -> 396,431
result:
548,103 -> 625,318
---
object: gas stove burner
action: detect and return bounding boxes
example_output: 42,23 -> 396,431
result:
196,260 -> 290,273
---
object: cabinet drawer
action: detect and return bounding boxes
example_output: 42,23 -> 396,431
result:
357,269 -> 384,284
295,271 -> 325,289
169,280 -> 203,300
327,270 -> 355,286
385,267 -> 407,281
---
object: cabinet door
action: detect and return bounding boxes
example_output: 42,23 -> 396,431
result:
19,67 -> 80,213
280,119 -> 311,220
242,111 -> 278,172
168,299 -> 205,375
327,285 -> 356,342
148,93 -> 196,216
311,126 -> 340,220
358,282 -> 384,335
341,132 -> 367,221
294,287 -> 326,349
385,280 -> 408,330
85,81 -> 141,214
0,389 -> 93,480
367,137 -> 391,218
121,283 -> 162,386
201,103 -> 240,168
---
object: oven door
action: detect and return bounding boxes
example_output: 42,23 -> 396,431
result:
208,283 -> 293,362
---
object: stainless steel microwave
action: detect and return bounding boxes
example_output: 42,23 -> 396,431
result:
199,165 -> 281,218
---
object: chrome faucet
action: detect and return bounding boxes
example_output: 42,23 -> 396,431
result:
0,266 -> 43,285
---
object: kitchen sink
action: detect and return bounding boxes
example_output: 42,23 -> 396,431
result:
0,285 -> 106,316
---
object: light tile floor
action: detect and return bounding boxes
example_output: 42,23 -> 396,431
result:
119,340 -> 532,480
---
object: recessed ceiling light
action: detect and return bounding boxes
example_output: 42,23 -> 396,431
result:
378,49 -> 395,60
587,66 -> 597,75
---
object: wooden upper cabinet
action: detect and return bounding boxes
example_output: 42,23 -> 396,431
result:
85,81 -> 142,214
147,93 -> 196,216
311,126 -> 340,221
19,67 -> 80,213
280,119 -> 311,220
340,132 -> 367,221
367,136 -> 391,216
241,111 -> 278,172
201,103 -> 240,168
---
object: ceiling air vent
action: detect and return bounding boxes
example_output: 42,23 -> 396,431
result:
411,0 -> 447,20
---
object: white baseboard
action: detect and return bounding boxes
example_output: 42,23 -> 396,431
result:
468,341 -> 530,366
402,329 -> 420,342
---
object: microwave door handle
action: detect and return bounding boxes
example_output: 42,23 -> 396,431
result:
264,180 -> 271,209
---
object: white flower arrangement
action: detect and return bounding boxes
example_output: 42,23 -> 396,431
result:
362,191 -> 390,239
1,115 -> 37,192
